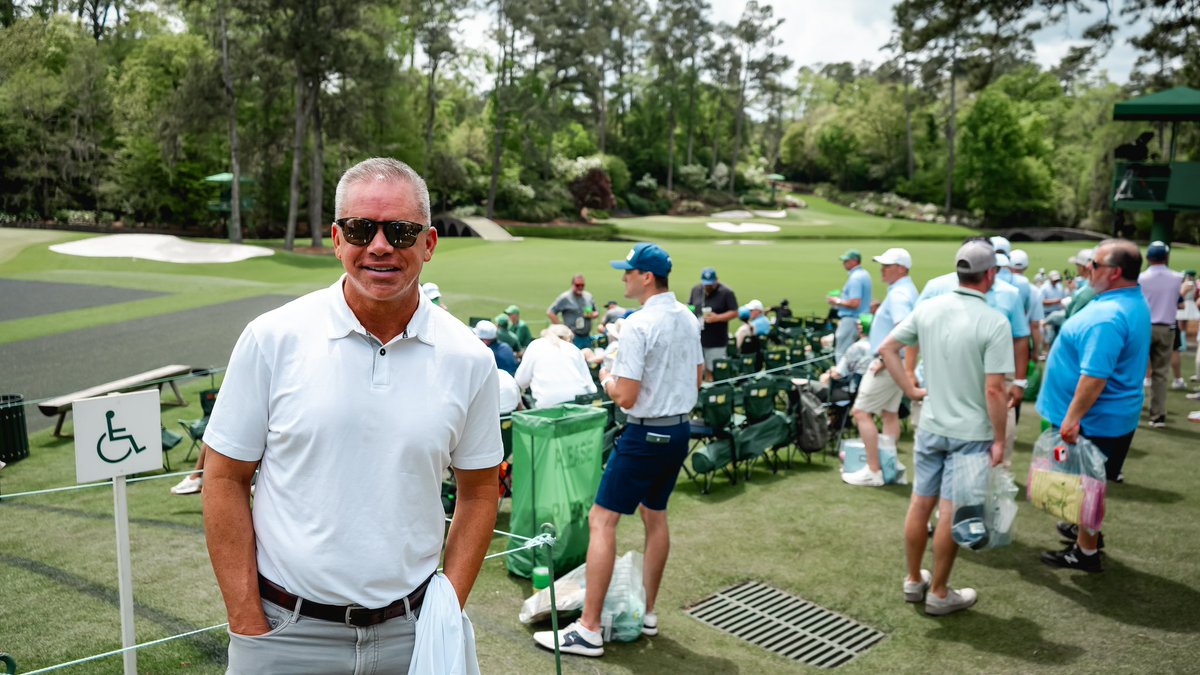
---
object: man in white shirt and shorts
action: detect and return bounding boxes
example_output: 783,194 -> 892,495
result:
533,243 -> 702,658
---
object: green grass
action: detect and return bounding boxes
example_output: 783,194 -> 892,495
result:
3,208 -> 1200,672
612,196 -> 977,241
2,375 -> 1200,673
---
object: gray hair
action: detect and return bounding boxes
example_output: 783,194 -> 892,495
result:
333,157 -> 431,224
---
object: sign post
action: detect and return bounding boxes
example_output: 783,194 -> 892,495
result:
73,389 -> 162,675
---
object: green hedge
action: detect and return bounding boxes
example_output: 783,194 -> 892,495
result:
506,222 -> 618,241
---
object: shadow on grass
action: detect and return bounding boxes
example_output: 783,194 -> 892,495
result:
601,634 -> 742,674
975,540 -> 1200,633
923,612 -> 1084,665
1110,481 -> 1184,504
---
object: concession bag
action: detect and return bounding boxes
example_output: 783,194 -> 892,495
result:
1027,428 -> 1107,531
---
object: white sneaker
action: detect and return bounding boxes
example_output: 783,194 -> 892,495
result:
1144,378 -> 1152,388
1172,378 -> 1187,390
903,569 -> 932,603
1186,391 -> 1200,400
533,621 -> 604,657
642,611 -> 658,636
842,466 -> 884,487
925,587 -> 977,616
170,475 -> 203,495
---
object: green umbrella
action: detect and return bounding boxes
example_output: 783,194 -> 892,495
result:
203,172 -> 254,184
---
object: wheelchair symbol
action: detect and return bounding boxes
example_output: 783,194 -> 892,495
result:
96,410 -> 147,464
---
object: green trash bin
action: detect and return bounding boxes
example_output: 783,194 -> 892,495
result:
0,395 -> 29,465
506,404 -> 607,579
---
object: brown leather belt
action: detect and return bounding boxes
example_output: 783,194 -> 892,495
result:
257,573 -> 433,627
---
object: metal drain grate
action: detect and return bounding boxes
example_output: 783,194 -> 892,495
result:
684,581 -> 885,668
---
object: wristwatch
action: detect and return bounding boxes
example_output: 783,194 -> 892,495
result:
1012,379 -> 1028,388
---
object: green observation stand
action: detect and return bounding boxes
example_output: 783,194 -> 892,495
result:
203,172 -> 255,235
1110,87 -> 1200,242
505,404 -> 608,579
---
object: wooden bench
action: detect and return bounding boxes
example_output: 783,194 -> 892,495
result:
38,365 -> 193,437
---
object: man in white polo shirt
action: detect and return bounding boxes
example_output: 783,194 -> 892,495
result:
202,158 -> 501,673
844,247 -> 918,487
534,242 -> 703,658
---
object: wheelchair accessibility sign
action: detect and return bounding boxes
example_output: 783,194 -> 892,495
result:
74,390 -> 162,483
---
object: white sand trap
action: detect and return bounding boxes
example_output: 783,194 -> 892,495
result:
50,233 -> 274,264
713,239 -> 774,246
752,209 -> 787,219
706,222 -> 781,234
710,210 -> 754,219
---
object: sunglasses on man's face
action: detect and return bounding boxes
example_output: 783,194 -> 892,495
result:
335,218 -> 429,248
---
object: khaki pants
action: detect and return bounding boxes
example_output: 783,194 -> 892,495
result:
1149,324 -> 1174,419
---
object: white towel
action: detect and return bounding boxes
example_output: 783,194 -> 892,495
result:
408,574 -> 480,675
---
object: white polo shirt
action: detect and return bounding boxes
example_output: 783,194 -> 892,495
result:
204,277 -> 502,608
512,337 -> 596,407
611,292 -> 703,418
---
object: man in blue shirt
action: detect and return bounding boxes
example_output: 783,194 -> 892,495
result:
830,249 -> 872,360
475,320 -> 517,375
1036,239 -> 1150,573
844,248 -> 919,487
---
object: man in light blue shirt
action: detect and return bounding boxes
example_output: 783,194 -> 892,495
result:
1037,239 -> 1149,573
1009,250 -> 1045,360
844,248 -> 919,487
829,249 -> 873,360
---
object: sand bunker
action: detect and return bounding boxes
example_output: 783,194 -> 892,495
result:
50,234 -> 275,264
706,222 -> 781,234
713,239 -> 774,246
710,210 -> 754,219
752,209 -> 787,219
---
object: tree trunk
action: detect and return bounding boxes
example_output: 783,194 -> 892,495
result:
685,56 -> 697,165
904,62 -> 914,182
309,85 -> 324,248
709,104 -> 721,176
666,99 -> 676,195
424,55 -> 440,164
284,68 -> 311,252
219,0 -> 243,243
485,13 -> 511,219
729,73 -> 746,197
944,52 -> 957,214
597,52 -> 608,155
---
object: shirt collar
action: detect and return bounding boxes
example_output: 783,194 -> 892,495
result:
642,291 -> 678,308
952,287 -> 987,301
325,274 -> 437,346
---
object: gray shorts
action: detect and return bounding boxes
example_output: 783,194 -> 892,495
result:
912,429 -> 991,499
226,598 -> 417,674
703,346 -> 727,372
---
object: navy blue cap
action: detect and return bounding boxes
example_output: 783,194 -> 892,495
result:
700,267 -> 717,284
1147,240 -> 1169,261
611,243 -> 672,278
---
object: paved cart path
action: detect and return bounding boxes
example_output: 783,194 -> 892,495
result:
3,295 -> 295,432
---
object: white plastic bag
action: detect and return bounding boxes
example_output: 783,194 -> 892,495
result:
601,551 -> 645,643
518,562 -> 587,625
983,467 -> 1018,550
951,452 -> 991,550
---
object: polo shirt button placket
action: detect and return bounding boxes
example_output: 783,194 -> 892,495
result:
371,339 -> 389,388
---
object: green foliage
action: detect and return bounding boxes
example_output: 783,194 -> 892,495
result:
625,192 -> 656,215
504,222 -> 617,240
600,154 -> 630,196
958,89 -> 1055,225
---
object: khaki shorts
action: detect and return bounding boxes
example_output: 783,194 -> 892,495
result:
852,362 -> 904,414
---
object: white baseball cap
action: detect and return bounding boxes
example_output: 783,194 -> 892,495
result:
1009,249 -> 1030,270
1068,248 -> 1094,266
995,252 -> 1011,268
989,236 -> 1012,254
473,320 -> 497,340
421,282 -> 441,299
872,247 -> 912,269
746,299 -> 764,312
1048,270 -> 1062,281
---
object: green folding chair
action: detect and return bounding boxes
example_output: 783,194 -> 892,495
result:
711,358 -> 734,383
177,388 -> 219,464
687,383 -> 740,494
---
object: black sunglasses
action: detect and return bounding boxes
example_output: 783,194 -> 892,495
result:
335,218 -> 429,248
1090,259 -> 1116,270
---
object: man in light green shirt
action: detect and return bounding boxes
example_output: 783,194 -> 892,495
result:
879,239 -> 1013,617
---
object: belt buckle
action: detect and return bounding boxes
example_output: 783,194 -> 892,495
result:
345,604 -> 372,627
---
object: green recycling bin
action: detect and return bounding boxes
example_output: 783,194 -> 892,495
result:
506,404 -> 607,578
0,395 -> 29,465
